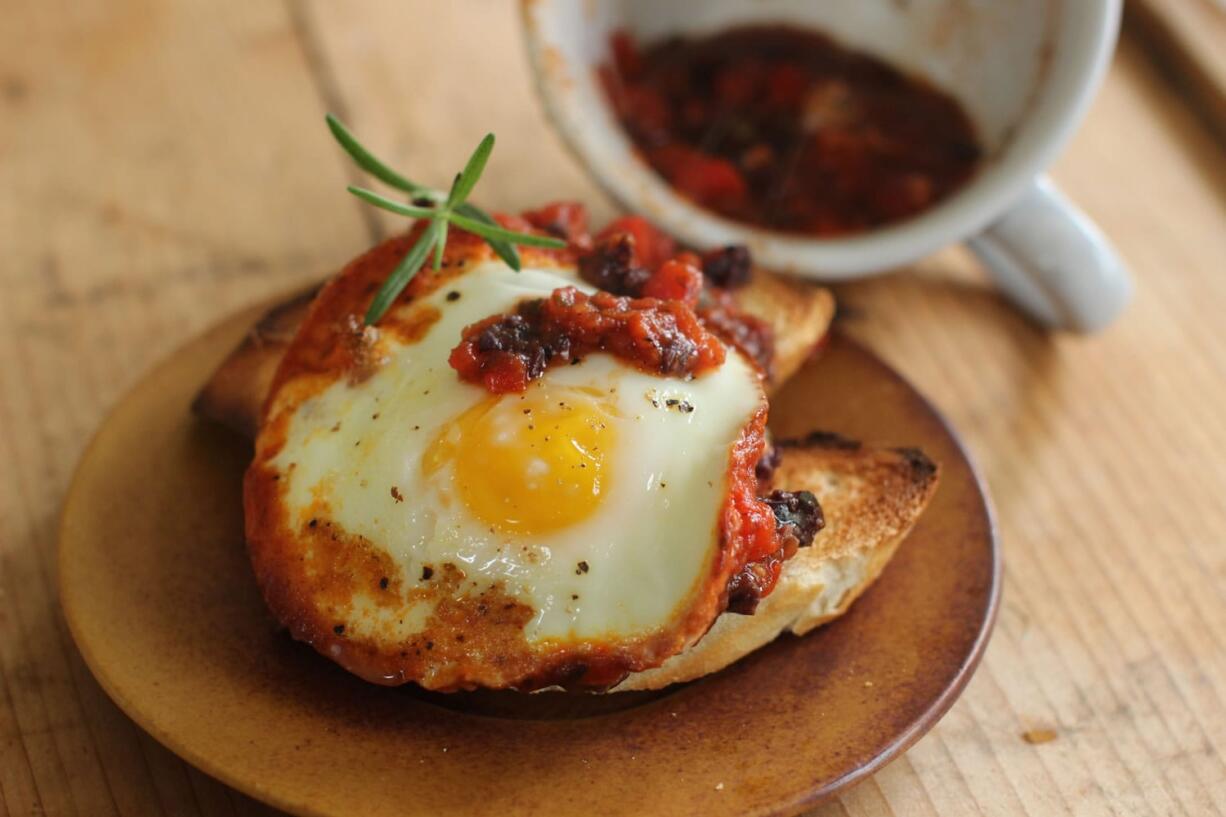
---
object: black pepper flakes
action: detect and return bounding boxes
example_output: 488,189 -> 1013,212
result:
333,624 -> 345,635
379,576 -> 389,590
576,561 -> 590,575
421,565 -> 434,581
390,486 -> 404,502
446,290 -> 461,302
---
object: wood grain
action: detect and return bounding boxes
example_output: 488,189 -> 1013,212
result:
1,0 -> 1223,815
1129,0 -> 1226,141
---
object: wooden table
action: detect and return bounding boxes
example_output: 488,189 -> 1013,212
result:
3,2 -> 1224,815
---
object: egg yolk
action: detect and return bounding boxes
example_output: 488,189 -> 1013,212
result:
424,387 -> 616,535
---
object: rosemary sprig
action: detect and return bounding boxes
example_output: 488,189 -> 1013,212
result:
325,114 -> 567,324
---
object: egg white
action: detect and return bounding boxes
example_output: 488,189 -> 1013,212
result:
270,260 -> 763,645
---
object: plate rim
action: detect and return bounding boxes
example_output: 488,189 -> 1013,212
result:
776,397 -> 1001,816
58,300 -> 1001,817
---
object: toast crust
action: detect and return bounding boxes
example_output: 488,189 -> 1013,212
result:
612,433 -> 938,691
736,271 -> 834,387
192,286 -> 317,439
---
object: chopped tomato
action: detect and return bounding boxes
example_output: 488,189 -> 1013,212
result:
450,287 -> 725,394
600,26 -> 981,236
714,60 -> 763,107
650,145 -> 747,208
642,253 -> 703,306
766,62 -> 808,107
594,215 -> 676,269
522,201 -> 592,247
492,212 -> 535,233
609,30 -> 642,80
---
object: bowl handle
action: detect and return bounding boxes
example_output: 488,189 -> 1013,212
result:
967,176 -> 1132,332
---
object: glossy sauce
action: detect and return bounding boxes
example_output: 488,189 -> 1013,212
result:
449,286 -> 726,394
717,406 -> 779,594
602,26 -> 982,236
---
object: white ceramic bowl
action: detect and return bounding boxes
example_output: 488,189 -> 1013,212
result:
522,0 -> 1131,332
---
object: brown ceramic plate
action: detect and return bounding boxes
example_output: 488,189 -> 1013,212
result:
60,301 -> 998,817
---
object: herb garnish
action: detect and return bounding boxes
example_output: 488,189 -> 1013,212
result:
325,114 -> 567,324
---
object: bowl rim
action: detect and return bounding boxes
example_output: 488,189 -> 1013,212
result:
520,0 -> 1121,279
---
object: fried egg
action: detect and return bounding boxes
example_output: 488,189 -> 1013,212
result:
245,238 -> 766,690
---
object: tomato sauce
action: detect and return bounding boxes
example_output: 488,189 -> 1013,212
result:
695,287 -> 774,377
451,204 -> 780,393
601,26 -> 982,236
718,407 -> 779,595
449,286 -> 726,393
570,215 -> 775,374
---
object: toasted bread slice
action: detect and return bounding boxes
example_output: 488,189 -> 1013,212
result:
736,270 -> 834,386
193,286 -> 317,439
613,433 -> 939,691
193,269 -> 833,439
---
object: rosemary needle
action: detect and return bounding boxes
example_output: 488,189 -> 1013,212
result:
325,114 -> 566,324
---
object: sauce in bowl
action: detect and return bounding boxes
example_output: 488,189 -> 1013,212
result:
601,25 -> 982,237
